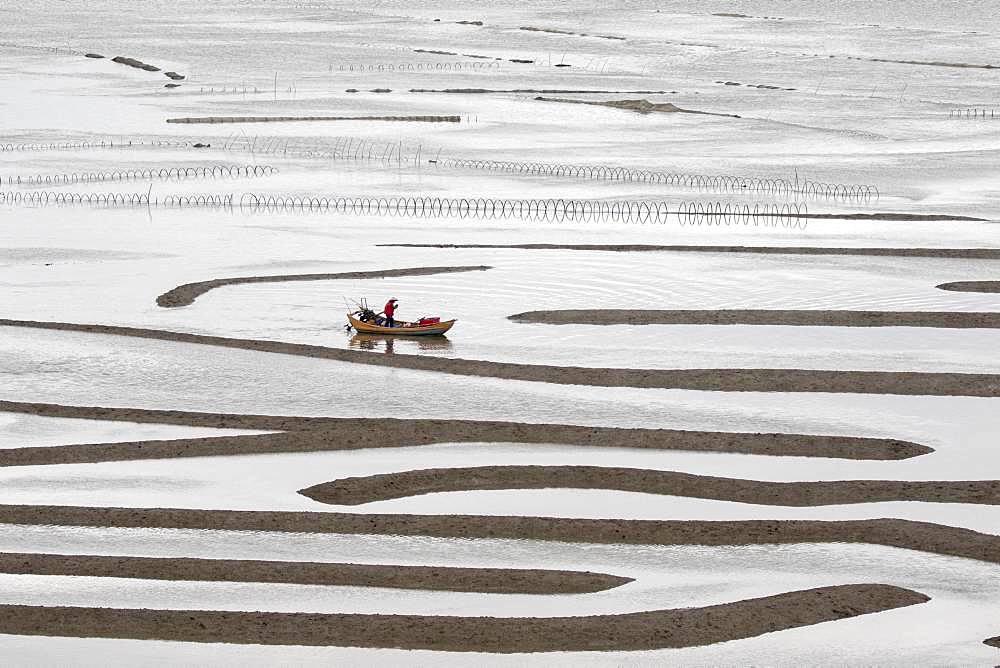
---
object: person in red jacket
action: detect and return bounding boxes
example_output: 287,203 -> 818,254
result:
382,298 -> 398,328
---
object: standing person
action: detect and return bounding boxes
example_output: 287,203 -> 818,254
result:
383,298 -> 398,328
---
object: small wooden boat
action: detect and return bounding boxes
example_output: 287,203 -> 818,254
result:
347,313 -> 455,336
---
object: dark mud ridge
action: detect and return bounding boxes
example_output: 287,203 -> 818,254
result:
509,309 -> 1000,329
0,400 -> 929,465
0,586 -> 926,651
0,507 -> 997,565
166,115 -> 459,124
804,212 -> 983,221
300,465 -> 1000,507
535,97 -> 740,118
857,56 -> 998,70
111,56 -> 160,72
519,25 -> 625,40
714,12 -> 783,20
378,243 -> 1000,259
936,281 -> 1000,293
2,319 -> 998,396
717,80 -> 795,91
0,552 -> 625,594
156,265 -> 491,307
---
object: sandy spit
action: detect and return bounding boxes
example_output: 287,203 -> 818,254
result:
864,56 -> 997,69
509,309 -> 1000,328
535,96 -> 741,118
937,281 -> 1000,293
378,243 -> 1000,258
0,506 -> 997,564
299,466 -> 1000,507
2,320 -> 998,396
155,265 -> 491,307
0,552 -> 626,594
0,401 -> 929,463
0,586 -> 927,651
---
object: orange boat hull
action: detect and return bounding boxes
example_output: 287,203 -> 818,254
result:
347,313 -> 455,336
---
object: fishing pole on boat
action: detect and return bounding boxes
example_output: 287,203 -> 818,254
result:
343,295 -> 456,336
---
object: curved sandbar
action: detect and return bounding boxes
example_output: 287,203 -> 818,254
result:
155,265 -> 491,307
0,401 -> 930,464
379,243 -> 1000,258
509,309 -> 1000,328
0,507 -> 997,565
937,281 -> 1000,293
0,586 -> 926,651
299,466 -> 1000,507
0,552 -> 626,594
2,320 -> 999,396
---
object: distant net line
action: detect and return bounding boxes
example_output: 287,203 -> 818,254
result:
0,190 -> 809,227
334,61 -> 501,72
2,165 -> 277,186
947,108 -> 998,119
436,158 -> 879,203
221,134 -> 426,167
221,135 -> 877,204
0,138 -> 191,153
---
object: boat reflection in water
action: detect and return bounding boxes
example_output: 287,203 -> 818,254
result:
349,333 -> 454,355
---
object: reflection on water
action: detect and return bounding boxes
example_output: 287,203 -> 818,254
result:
348,333 -> 453,355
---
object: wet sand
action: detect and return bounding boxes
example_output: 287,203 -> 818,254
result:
509,309 -> 1000,328
299,466 -> 1000,507
155,265 -> 491,307
0,401 -> 929,464
0,585 -> 927,651
2,320 -> 998,396
0,552 -> 627,594
409,88 -> 675,94
0,507 -> 997,564
166,115 -> 460,124
378,243 -> 1000,258
937,281 -> 1000,293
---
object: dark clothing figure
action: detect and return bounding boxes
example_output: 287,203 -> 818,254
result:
384,298 -> 398,328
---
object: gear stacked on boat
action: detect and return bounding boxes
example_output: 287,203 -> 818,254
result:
346,298 -> 455,336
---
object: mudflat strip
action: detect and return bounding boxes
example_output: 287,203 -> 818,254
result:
2,320 -> 998,396
0,401 -> 931,464
509,309 -> 1000,328
1,507 -> 997,565
0,585 -> 928,651
0,552 -> 627,594
299,466 -> 1000,507
155,265 -> 491,307
378,243 -> 1000,258
937,281 -> 1000,293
